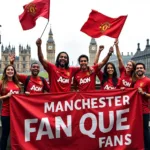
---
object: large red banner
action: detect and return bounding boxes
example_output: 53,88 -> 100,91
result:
10,89 -> 144,150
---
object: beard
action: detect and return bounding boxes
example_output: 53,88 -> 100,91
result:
136,71 -> 144,77
58,60 -> 68,68
32,71 -> 39,76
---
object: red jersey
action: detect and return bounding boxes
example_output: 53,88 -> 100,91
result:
44,62 -> 79,92
18,74 -> 49,93
0,81 -> 20,116
101,78 -> 118,90
134,76 -> 150,114
119,66 -> 133,88
74,65 -> 98,92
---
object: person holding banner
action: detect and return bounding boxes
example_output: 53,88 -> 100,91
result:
134,62 -> 150,150
36,38 -> 80,93
0,65 -> 21,150
114,39 -> 136,88
9,54 -> 50,94
73,46 -> 113,91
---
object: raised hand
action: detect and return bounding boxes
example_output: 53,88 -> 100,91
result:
114,39 -> 119,46
36,38 -> 42,47
9,53 -> 15,64
99,45 -> 104,51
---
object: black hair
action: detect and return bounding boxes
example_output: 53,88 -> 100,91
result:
31,62 -> 39,67
78,54 -> 89,63
55,51 -> 69,69
101,62 -> 118,87
135,62 -> 145,69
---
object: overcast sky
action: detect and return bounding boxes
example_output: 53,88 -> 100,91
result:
0,0 -> 150,65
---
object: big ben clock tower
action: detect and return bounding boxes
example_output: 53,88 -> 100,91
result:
46,28 -> 55,64
89,38 -> 97,66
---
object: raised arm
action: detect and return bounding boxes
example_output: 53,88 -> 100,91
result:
97,46 -> 114,69
36,38 -> 48,69
9,53 -> 15,65
114,39 -> 124,69
94,45 -> 104,64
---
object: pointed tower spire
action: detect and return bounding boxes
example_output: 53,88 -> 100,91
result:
47,26 -> 55,44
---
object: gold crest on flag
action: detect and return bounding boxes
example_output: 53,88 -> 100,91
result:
26,3 -> 37,16
99,22 -> 110,33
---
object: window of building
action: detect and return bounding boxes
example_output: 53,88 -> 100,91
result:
23,64 -> 26,69
23,57 -> 26,61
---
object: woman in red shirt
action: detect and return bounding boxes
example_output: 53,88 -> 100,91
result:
100,62 -> 118,90
0,65 -> 21,150
114,39 -> 136,88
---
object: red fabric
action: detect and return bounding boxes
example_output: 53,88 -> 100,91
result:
73,65 -> 98,91
100,78 -> 118,90
118,66 -> 134,88
44,62 -> 79,92
19,0 -> 50,30
134,76 -> 150,114
10,89 -> 144,150
18,74 -> 49,93
0,81 -> 20,116
81,10 -> 127,38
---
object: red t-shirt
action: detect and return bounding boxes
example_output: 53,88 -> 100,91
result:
101,78 -> 118,90
44,62 -> 79,92
119,66 -> 133,88
18,74 -> 50,93
134,76 -> 150,114
0,81 -> 20,116
73,65 -> 98,92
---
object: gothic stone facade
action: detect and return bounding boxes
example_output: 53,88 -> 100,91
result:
131,39 -> 150,77
0,44 -> 31,73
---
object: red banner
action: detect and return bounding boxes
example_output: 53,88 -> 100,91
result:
10,89 -> 144,150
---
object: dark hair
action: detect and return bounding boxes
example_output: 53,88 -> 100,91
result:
31,62 -> 39,67
101,62 -> 118,86
1,64 -> 21,92
55,51 -> 69,69
135,62 -> 145,69
78,54 -> 89,63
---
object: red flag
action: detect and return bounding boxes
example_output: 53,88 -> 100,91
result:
19,0 -> 50,30
81,10 -> 127,38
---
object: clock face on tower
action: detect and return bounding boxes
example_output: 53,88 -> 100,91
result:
48,45 -> 53,50
91,46 -> 96,50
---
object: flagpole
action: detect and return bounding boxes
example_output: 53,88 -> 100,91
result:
40,21 -> 49,38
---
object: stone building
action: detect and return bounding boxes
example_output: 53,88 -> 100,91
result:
46,28 -> 55,64
131,39 -> 150,77
89,38 -> 97,66
0,44 -> 31,73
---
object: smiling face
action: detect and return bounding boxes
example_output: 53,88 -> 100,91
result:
125,61 -> 134,73
107,64 -> 114,76
135,64 -> 145,77
58,53 -> 68,68
30,63 -> 40,76
79,57 -> 88,71
6,66 -> 14,78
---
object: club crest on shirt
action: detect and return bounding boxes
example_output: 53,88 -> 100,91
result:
86,72 -> 90,76
140,82 -> 144,87
66,72 -> 70,76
